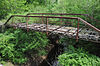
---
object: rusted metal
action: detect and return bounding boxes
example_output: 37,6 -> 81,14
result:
46,17 -> 48,35
12,17 -> 14,24
42,16 -> 44,24
76,19 -> 80,42
27,13 -> 100,26
27,13 -> 100,23
4,14 -> 100,43
7,22 -> 100,43
64,22 -> 73,25
61,15 -> 63,25
71,21 -> 73,26
26,17 -> 29,32
27,13 -> 89,16
5,15 -> 100,32
78,18 -> 100,33
8,15 -> 78,19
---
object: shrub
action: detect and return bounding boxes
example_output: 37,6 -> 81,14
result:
58,45 -> 100,66
0,28 -> 48,64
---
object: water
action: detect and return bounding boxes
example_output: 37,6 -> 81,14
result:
39,44 -> 64,66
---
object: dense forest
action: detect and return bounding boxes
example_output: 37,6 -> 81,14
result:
0,0 -> 100,66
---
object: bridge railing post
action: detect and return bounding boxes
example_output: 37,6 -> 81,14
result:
11,17 -> 16,29
26,17 -> 29,32
12,17 -> 14,24
46,17 -> 48,35
76,19 -> 80,42
61,15 -> 62,25
42,16 -> 44,24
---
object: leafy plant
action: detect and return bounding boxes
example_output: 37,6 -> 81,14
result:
58,45 -> 100,66
0,28 -> 48,64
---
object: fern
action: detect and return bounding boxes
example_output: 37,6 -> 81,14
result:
0,28 -> 48,64
58,45 -> 100,66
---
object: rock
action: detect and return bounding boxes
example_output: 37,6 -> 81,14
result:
4,62 -> 14,66
0,64 -> 3,66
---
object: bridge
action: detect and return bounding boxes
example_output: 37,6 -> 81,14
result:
2,13 -> 100,43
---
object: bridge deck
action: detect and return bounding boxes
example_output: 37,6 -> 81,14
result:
7,23 -> 100,43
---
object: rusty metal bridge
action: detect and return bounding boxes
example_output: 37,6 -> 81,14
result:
3,13 -> 100,43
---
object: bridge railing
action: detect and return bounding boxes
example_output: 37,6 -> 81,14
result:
26,13 -> 89,23
26,13 -> 89,18
26,13 -> 100,29
4,15 -> 100,42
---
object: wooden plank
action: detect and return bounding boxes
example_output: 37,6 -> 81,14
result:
7,23 -> 100,43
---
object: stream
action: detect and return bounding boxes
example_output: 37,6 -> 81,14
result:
39,34 -> 65,66
39,44 -> 64,66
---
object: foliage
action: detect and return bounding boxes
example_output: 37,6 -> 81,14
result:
0,0 -> 27,19
59,36 -> 100,56
0,0 -> 100,28
59,36 -> 76,46
74,40 -> 100,57
8,0 -> 27,13
0,0 -> 9,19
0,28 -> 48,64
0,0 -> 100,65
58,45 -> 100,66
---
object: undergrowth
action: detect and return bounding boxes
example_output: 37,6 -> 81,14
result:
0,28 -> 48,64
58,45 -> 100,66
58,36 -> 100,66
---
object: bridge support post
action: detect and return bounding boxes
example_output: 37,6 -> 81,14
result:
42,16 -> 44,24
26,17 -> 29,32
12,17 -> 14,24
0,25 -> 5,33
46,17 -> 48,35
61,15 -> 62,25
76,19 -> 79,42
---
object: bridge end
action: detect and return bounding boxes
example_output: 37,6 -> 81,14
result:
0,23 -> 6,32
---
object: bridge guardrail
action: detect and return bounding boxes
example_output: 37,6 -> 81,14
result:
4,15 -> 100,42
27,13 -> 100,29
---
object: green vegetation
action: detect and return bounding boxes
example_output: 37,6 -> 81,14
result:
58,45 -> 100,66
58,36 -> 100,66
0,0 -> 100,28
0,0 -> 100,65
0,28 -> 48,64
0,0 -> 100,27
0,0 -> 99,19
